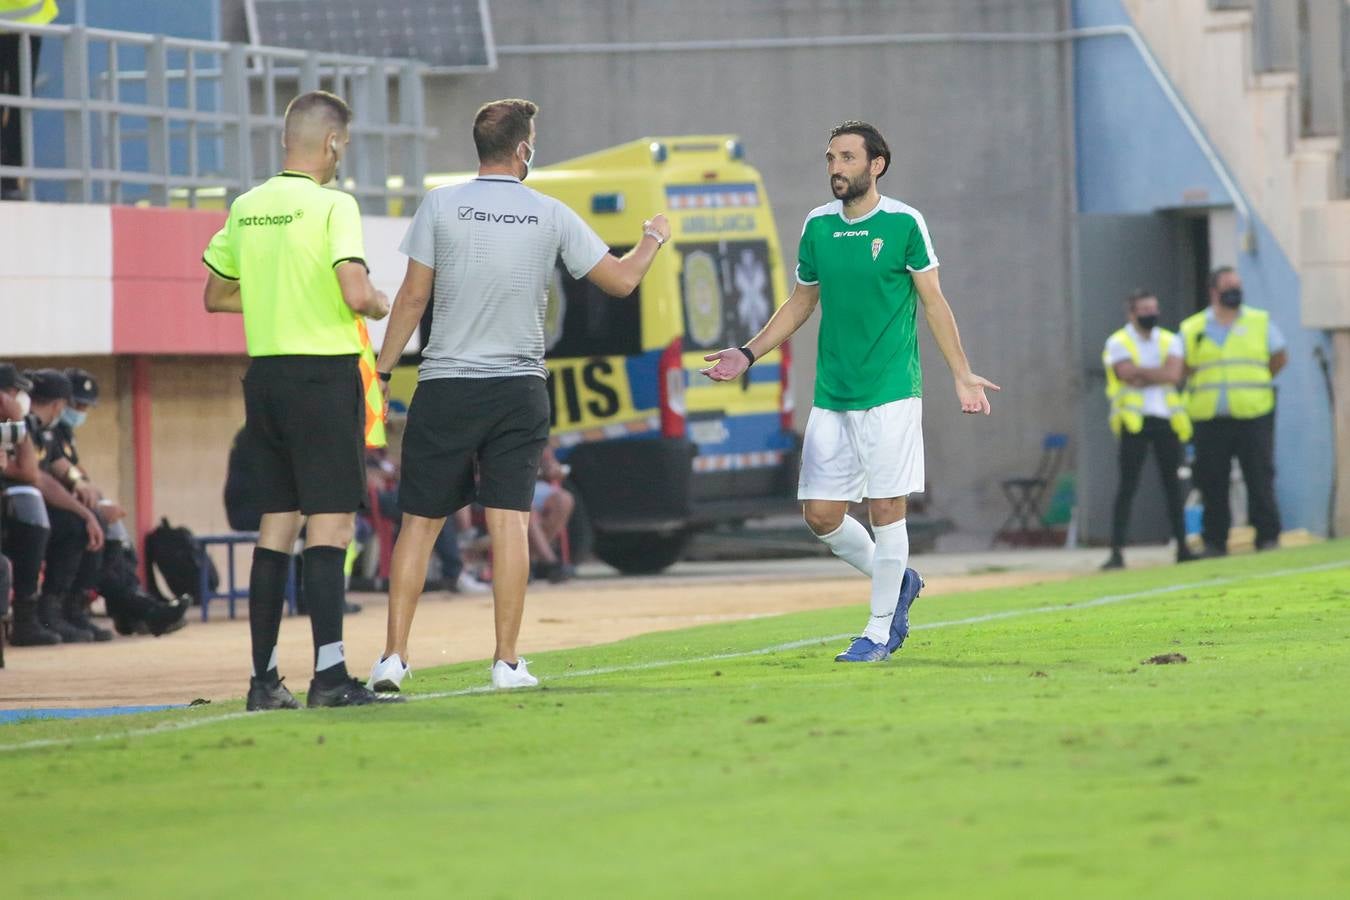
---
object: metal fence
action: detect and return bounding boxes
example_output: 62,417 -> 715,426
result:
0,20 -> 431,213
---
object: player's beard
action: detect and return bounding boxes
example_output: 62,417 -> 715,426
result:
831,171 -> 872,203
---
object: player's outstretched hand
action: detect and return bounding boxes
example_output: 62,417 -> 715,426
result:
955,372 -> 1000,415
701,348 -> 750,381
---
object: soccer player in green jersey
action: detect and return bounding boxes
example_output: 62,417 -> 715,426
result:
703,121 -> 999,662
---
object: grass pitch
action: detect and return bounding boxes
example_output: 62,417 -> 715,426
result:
3,542 -> 1349,898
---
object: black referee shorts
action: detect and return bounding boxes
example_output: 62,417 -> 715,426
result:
399,376 -> 550,517
241,354 -> 365,516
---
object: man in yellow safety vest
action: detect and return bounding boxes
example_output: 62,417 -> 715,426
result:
1180,266 -> 1287,556
0,0 -> 57,198
1101,289 -> 1196,570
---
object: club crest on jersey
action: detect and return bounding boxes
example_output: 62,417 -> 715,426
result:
871,238 -> 884,261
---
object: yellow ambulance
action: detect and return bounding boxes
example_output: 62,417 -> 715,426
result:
410,136 -> 799,573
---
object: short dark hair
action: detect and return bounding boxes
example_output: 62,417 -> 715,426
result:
1209,265 -> 1236,290
473,99 -> 538,164
283,90 -> 352,132
1125,288 -> 1156,310
828,120 -> 891,178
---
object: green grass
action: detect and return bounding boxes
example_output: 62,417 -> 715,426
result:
4,542 -> 1350,898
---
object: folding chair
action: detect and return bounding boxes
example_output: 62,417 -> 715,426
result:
993,433 -> 1069,546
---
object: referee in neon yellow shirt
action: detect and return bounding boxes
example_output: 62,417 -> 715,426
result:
201,90 -> 397,710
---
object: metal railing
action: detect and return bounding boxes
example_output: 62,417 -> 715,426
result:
0,20 -> 431,213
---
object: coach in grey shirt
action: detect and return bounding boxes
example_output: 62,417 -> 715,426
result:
369,98 -> 671,692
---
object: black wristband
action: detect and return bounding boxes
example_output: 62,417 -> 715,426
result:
377,371 -> 392,383
738,346 -> 756,366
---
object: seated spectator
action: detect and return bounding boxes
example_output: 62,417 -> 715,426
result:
59,369 -> 185,637
2,363 -> 51,645
26,369 -> 185,642
366,449 -> 488,595
529,447 -> 575,584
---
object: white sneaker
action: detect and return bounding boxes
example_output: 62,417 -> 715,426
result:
491,658 -> 539,689
367,653 -> 412,693
454,571 -> 491,594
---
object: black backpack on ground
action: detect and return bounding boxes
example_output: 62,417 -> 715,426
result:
144,518 -> 219,604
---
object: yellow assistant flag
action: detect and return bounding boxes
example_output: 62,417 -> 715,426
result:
356,319 -> 387,449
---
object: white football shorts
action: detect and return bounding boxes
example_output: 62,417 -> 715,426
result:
797,397 -> 925,502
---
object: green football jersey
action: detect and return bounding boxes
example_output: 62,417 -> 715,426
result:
796,196 -> 937,410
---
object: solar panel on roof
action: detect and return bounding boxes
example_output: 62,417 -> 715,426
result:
247,0 -> 496,71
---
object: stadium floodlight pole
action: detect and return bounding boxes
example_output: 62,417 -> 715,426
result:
497,25 -> 1257,251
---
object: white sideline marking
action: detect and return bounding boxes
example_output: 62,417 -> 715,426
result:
2,559 -> 1345,754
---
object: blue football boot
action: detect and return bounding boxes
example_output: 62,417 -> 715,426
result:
886,568 -> 925,654
834,636 -> 891,663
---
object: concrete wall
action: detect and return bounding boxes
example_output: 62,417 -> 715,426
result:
393,0 -> 1078,534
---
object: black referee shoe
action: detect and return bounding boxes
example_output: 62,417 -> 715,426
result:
247,676 -> 300,711
306,676 -> 405,708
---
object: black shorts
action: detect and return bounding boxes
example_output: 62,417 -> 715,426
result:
399,376 -> 550,517
241,354 -> 365,516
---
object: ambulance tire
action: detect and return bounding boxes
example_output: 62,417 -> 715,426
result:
592,529 -> 690,575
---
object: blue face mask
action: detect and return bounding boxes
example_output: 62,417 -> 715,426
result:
60,407 -> 87,429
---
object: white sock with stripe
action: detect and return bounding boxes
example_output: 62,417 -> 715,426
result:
862,519 -> 909,645
252,646 -> 279,679
315,641 -> 346,673
816,515 -> 875,577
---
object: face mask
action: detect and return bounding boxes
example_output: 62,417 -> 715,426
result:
1135,314 -> 1159,331
1218,288 -> 1243,309
15,391 -> 31,417
60,407 -> 87,429
520,142 -> 535,178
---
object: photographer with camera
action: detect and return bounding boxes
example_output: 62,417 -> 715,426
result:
2,362 -> 54,645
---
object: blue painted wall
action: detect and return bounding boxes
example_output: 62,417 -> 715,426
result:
33,1 -> 221,202
1073,0 -> 1334,536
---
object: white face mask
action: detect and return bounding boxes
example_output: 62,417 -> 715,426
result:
16,391 -> 31,417
520,141 -> 535,179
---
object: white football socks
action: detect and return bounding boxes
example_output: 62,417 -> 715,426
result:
252,646 -> 279,679
862,519 -> 909,645
315,640 -> 346,673
816,515 -> 875,577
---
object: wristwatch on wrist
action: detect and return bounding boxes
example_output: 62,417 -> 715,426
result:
738,346 -> 756,366
378,371 -> 392,383
644,229 -> 666,247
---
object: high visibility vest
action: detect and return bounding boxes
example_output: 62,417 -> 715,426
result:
0,0 -> 59,25
1103,326 -> 1192,442
355,320 -> 387,450
1180,307 -> 1274,421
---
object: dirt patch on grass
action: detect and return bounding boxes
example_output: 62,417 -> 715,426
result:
1144,653 -> 1188,665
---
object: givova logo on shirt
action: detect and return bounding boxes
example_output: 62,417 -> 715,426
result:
832,229 -> 869,238
458,206 -> 540,225
238,210 -> 303,226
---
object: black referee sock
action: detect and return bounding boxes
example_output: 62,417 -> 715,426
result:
303,546 -> 350,686
248,547 -> 290,682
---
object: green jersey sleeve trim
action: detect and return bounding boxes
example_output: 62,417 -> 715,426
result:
794,201 -> 838,287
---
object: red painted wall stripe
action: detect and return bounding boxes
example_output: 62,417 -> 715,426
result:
111,207 -> 247,355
